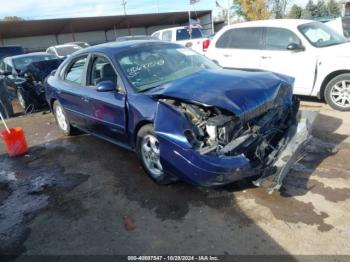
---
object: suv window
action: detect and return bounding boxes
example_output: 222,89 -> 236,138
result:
216,27 -> 263,49
162,30 -> 172,41
153,32 -> 160,40
265,28 -> 301,50
65,56 -> 87,85
176,28 -> 203,41
89,56 -> 117,86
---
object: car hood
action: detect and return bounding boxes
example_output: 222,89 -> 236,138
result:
146,69 -> 294,120
21,59 -> 64,82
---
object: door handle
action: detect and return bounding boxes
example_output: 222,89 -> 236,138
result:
223,54 -> 232,58
261,56 -> 272,59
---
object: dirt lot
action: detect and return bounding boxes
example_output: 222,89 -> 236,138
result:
0,100 -> 349,258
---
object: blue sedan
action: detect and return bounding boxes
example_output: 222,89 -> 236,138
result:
45,41 -> 314,191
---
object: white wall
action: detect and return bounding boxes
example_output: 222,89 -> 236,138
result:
3,35 -> 58,51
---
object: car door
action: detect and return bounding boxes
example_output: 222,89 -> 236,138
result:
259,27 -> 317,96
84,54 -> 127,142
213,27 -> 264,70
57,55 -> 90,128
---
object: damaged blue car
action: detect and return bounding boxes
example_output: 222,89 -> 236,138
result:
45,41 -> 316,192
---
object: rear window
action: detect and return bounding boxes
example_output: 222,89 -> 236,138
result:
176,28 -> 203,41
56,45 -> 82,57
216,27 -> 263,49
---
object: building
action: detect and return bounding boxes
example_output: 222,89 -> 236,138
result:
0,10 -> 213,51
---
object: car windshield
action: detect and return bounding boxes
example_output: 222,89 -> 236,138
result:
55,45 -> 82,56
12,54 -> 57,69
298,22 -> 348,47
176,28 -> 203,41
116,45 -> 220,92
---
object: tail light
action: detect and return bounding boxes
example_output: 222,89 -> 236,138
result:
202,39 -> 210,52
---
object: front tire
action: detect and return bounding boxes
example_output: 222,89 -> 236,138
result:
53,101 -> 72,136
17,88 -> 30,111
136,124 -> 175,184
325,74 -> 350,111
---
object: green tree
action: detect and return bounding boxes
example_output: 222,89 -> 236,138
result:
288,4 -> 302,18
3,16 -> 23,21
301,0 -> 317,18
327,0 -> 341,16
271,0 -> 290,18
233,0 -> 270,21
315,0 -> 329,17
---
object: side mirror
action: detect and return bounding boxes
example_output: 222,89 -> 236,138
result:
287,43 -> 305,51
96,80 -> 116,92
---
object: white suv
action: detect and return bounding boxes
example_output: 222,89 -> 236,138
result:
206,19 -> 350,111
152,26 -> 210,55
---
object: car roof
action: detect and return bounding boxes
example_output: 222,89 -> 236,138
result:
8,52 -> 54,60
225,19 -> 316,30
72,40 -> 181,56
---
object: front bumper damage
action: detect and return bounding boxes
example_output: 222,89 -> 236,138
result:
154,98 -> 318,192
253,110 -> 318,193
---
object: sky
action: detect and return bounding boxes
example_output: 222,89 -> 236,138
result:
0,0 -> 310,20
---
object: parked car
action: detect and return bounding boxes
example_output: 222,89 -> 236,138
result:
0,46 -> 25,60
66,42 -> 90,48
45,41 -> 315,191
206,19 -> 350,111
116,35 -> 159,42
0,78 -> 14,118
46,44 -> 83,58
152,26 -> 210,54
0,52 -> 62,111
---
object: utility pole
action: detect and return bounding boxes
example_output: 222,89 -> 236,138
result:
227,0 -> 230,25
122,0 -> 127,15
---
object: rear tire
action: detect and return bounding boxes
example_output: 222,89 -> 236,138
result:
136,124 -> 175,185
53,101 -> 72,136
324,74 -> 350,111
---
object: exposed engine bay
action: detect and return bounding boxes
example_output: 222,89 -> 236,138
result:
161,98 -> 299,168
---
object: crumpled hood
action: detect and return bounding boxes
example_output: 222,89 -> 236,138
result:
20,59 -> 64,82
146,69 -> 294,120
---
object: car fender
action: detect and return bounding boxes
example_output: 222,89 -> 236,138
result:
153,100 -> 252,185
312,56 -> 350,97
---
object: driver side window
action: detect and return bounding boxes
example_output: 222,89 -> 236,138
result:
89,56 -> 118,87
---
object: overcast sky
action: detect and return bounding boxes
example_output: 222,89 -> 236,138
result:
0,0 -> 310,20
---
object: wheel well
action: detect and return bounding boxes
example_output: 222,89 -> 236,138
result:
320,70 -> 350,100
50,99 -> 56,111
133,120 -> 153,147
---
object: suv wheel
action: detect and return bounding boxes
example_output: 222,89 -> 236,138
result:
325,74 -> 350,111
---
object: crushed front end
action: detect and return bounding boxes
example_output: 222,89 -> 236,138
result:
154,83 -> 317,192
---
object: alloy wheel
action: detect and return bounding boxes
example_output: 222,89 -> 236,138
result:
330,80 -> 350,108
55,105 -> 68,132
141,134 -> 163,178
